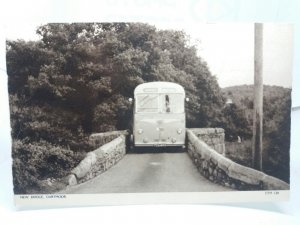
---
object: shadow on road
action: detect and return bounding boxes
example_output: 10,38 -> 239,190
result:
127,146 -> 186,154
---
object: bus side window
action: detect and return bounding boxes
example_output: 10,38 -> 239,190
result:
165,95 -> 170,113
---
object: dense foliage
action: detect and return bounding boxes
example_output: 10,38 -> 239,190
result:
223,85 -> 291,182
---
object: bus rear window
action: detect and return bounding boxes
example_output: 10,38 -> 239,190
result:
162,94 -> 184,113
136,94 -> 158,112
136,93 -> 184,113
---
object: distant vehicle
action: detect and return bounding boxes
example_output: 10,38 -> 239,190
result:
130,81 -> 188,148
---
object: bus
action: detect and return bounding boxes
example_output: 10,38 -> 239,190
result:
130,81 -> 187,148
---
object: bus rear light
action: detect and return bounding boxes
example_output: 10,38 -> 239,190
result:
137,129 -> 143,134
143,138 -> 148,143
177,129 -> 182,134
171,138 -> 176,143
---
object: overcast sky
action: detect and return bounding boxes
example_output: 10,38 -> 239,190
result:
4,22 -> 293,88
155,22 -> 293,88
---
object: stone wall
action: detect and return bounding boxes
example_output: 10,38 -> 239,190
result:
89,130 -> 128,149
189,128 -> 225,155
187,129 -> 289,190
67,133 -> 127,185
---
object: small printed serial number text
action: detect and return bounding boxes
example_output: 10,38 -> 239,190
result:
265,191 -> 280,195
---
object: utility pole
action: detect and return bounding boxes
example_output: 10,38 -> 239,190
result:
252,23 -> 263,171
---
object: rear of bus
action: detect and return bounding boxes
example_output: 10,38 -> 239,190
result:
133,82 -> 186,147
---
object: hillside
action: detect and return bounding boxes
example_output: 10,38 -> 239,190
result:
222,84 -> 291,182
222,84 -> 290,108
222,84 -> 291,137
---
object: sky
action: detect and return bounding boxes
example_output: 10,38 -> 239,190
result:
154,22 -> 293,88
3,22 -> 294,88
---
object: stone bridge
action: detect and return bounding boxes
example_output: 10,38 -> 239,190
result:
65,128 -> 289,192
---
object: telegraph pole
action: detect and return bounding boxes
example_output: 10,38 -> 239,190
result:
252,23 -> 263,171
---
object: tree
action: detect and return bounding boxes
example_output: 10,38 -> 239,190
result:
7,22 -> 228,193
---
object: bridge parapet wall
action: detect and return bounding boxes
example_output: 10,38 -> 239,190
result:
189,128 -> 225,155
89,130 -> 128,149
187,129 -> 289,190
67,131 -> 128,185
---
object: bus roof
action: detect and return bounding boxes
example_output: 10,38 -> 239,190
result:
134,82 -> 185,95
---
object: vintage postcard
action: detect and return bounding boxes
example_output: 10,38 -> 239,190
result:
6,22 -> 292,207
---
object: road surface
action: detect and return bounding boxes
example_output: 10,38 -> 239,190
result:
62,150 -> 232,193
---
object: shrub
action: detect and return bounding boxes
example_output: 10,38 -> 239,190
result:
12,139 -> 85,194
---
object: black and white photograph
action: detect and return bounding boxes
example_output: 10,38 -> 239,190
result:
6,22 -> 292,204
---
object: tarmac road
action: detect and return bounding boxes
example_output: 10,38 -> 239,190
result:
62,150 -> 232,193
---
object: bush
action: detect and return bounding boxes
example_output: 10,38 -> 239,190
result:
12,140 -> 85,194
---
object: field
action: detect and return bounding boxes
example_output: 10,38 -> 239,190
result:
225,139 -> 289,182
225,140 -> 252,167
